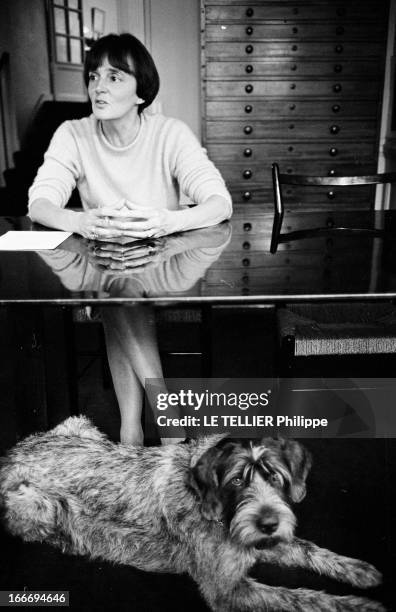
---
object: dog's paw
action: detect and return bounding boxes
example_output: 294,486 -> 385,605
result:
334,595 -> 385,612
339,558 -> 382,589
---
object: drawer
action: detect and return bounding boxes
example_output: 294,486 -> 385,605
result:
207,142 -> 376,162
205,99 -> 378,120
205,23 -> 385,42
205,41 -> 384,60
206,120 -> 376,141
280,185 -> 375,206
228,185 -> 375,207
218,164 -> 378,185
206,80 -> 382,99
205,4 -> 386,23
206,60 -> 380,79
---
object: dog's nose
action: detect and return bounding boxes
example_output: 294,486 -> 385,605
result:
258,514 -> 279,535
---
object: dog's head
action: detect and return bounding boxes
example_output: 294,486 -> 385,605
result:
188,437 -> 311,548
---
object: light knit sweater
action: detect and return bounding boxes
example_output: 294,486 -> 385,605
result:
28,113 -> 231,213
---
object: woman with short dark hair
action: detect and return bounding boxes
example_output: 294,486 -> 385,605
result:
28,33 -> 231,446
28,33 -> 232,240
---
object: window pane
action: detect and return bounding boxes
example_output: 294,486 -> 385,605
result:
54,8 -> 66,34
56,35 -> 68,62
68,0 -> 80,8
70,38 -> 83,64
68,11 -> 81,36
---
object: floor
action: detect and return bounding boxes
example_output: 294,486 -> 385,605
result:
0,307 -> 395,610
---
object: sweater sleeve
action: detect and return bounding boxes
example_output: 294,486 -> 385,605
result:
28,121 -> 81,211
169,120 -> 232,206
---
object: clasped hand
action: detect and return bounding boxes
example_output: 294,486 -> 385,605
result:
78,200 -> 173,241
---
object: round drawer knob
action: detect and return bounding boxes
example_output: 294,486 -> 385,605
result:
243,193 -> 252,203
289,103 -> 296,110
244,125 -> 253,134
242,274 -> 249,284
243,223 -> 252,232
246,26 -> 253,35
330,124 -> 340,134
334,64 -> 342,73
242,258 -> 250,267
336,26 -> 345,35
246,8 -> 254,17
327,191 -> 336,200
291,64 -> 297,71
293,7 -> 299,14
333,83 -> 342,93
290,83 -> 296,90
245,84 -> 254,94
335,44 -> 344,53
244,104 -> 253,113
292,44 -> 298,51
288,145 -> 294,151
245,64 -> 253,73
243,147 -> 252,157
292,26 -> 298,34
243,241 -> 251,250
245,45 -> 254,54
243,169 -> 252,179
326,217 -> 335,228
286,168 -> 293,174
329,147 -> 338,156
332,104 -> 341,113
328,169 -> 336,176
289,124 -> 295,129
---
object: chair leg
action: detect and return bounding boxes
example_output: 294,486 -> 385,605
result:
201,305 -> 212,377
279,335 -> 296,377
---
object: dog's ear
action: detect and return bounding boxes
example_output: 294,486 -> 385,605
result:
280,439 -> 312,503
188,444 -> 225,521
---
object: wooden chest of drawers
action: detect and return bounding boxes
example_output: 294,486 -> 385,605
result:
201,0 -> 390,212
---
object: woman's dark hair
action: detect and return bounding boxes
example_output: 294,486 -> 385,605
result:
84,33 -> 160,114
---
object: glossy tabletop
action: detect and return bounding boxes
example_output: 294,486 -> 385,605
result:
1,211 -> 396,305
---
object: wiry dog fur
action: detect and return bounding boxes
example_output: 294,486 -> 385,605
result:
0,417 -> 384,611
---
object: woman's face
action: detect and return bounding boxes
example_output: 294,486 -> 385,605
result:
88,57 -> 143,122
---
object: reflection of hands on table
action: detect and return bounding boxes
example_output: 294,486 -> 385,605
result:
87,237 -> 167,274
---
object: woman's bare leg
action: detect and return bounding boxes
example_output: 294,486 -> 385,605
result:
101,305 -> 184,445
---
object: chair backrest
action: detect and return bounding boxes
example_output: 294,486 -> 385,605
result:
272,162 -> 396,215
270,163 -> 396,253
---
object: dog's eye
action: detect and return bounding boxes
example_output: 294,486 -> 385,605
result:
231,477 -> 244,487
269,473 -> 282,486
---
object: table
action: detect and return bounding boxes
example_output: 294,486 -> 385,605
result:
1,211 -> 396,304
1,211 -> 396,443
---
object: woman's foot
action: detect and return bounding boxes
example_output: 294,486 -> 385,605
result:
160,437 -> 186,445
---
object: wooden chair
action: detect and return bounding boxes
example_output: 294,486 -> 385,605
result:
270,163 -> 396,376
270,163 -> 396,253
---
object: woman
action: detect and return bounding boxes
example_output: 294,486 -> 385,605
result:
28,33 -> 232,238
28,33 -> 232,445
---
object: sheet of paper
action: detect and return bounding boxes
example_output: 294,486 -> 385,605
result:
0,231 -> 72,251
